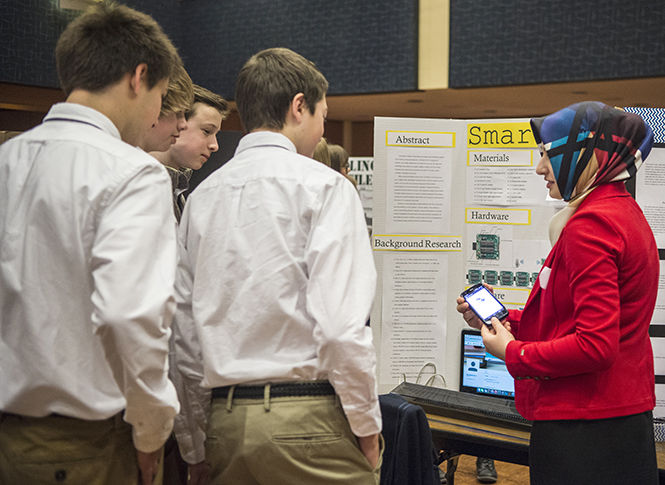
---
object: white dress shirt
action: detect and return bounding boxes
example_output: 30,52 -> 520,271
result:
173,131 -> 381,463
0,103 -> 180,453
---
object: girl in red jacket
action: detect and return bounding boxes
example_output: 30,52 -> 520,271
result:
458,102 -> 657,484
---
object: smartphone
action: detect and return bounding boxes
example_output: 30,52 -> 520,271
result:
460,283 -> 508,327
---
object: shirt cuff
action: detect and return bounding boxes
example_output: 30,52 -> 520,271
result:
343,398 -> 382,437
132,416 -> 174,453
181,441 -> 206,465
506,340 -> 546,380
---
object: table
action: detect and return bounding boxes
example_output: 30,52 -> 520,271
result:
427,413 -> 665,485
427,413 -> 529,484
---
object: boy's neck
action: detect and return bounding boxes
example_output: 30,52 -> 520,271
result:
252,123 -> 300,153
149,149 -> 182,170
66,80 -> 137,145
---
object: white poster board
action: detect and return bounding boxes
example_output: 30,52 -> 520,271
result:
348,157 -> 373,231
635,144 -> 665,418
372,116 -> 563,393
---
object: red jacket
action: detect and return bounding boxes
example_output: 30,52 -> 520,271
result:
505,182 -> 657,421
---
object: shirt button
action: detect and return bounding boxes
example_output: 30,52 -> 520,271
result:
55,469 -> 67,481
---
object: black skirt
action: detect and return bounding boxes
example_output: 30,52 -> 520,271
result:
529,410 -> 657,485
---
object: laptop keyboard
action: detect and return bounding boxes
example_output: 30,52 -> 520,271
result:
392,381 -> 531,430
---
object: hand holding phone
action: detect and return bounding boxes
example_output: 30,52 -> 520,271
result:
460,283 -> 508,328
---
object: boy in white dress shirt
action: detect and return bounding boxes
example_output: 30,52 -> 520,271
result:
0,4 -> 183,484
172,47 -> 383,485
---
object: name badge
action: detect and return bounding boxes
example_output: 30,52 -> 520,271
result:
539,267 -> 551,289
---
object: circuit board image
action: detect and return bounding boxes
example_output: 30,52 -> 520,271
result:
515,271 -> 530,287
483,270 -> 499,286
474,234 -> 500,260
467,269 -> 483,285
500,271 -> 514,286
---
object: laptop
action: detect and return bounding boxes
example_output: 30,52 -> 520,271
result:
460,328 -> 515,399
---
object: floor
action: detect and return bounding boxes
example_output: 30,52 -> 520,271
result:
439,455 -> 530,485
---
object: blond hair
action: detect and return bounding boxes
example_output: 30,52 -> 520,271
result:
160,62 -> 194,116
312,138 -> 331,166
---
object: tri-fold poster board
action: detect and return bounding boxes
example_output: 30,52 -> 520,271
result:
370,111 -> 665,417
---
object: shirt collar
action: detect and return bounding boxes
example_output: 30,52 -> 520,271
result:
235,131 -> 297,156
43,102 -> 121,140
165,165 -> 192,191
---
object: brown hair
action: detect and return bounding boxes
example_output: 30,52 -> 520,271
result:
312,138 -> 331,166
235,47 -> 328,132
328,144 -> 349,173
160,62 -> 194,116
186,85 -> 230,120
55,2 -> 181,96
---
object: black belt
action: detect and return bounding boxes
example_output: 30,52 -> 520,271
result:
212,381 -> 335,400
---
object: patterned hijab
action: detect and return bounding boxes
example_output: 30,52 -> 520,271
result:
530,101 -> 654,243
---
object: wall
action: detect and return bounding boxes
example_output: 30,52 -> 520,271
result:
449,0 -> 665,88
1,0 -> 420,99
0,0 -> 78,87
3,1 -> 664,156
134,0 -> 420,100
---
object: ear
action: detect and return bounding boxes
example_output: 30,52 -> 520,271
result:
288,93 -> 306,123
129,63 -> 149,95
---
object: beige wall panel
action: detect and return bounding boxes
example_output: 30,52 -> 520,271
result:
419,0 -> 449,90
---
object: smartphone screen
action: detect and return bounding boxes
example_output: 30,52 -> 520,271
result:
462,284 -> 508,324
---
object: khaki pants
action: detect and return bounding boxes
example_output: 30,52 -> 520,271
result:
0,412 -> 163,485
206,391 -> 383,485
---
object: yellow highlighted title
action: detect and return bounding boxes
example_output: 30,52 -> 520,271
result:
373,234 -> 463,251
467,122 -> 536,148
386,130 -> 455,148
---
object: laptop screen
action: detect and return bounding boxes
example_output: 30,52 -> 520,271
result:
460,329 -> 515,399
